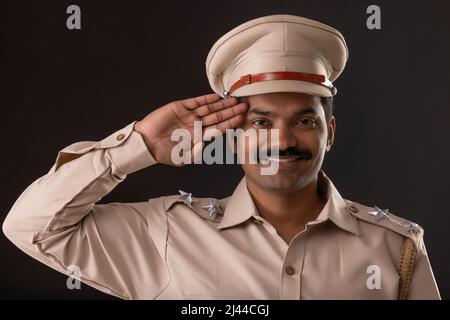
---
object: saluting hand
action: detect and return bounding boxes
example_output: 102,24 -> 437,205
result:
134,93 -> 248,166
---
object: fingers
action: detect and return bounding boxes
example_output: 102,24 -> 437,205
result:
192,97 -> 238,117
181,93 -> 221,110
175,93 -> 248,142
201,102 -> 248,127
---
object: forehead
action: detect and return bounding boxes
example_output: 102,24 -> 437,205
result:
243,92 -> 323,115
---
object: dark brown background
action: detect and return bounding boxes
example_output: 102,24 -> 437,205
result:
1,0 -> 449,299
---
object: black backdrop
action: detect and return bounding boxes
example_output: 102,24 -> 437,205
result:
1,0 -> 449,299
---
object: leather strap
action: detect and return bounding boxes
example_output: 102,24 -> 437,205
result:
397,238 -> 417,300
226,71 -> 335,96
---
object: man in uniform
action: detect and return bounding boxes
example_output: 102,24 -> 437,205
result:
3,15 -> 440,299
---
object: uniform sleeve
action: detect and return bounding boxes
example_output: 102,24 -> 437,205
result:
407,235 -> 441,299
2,121 -> 170,299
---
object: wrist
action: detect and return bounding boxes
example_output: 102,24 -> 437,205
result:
133,121 -> 158,159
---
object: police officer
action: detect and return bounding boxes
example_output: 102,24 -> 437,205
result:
3,15 -> 440,299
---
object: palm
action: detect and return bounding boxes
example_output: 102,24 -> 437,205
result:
135,93 -> 248,166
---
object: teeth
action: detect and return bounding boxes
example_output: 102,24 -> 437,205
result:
261,157 -> 301,163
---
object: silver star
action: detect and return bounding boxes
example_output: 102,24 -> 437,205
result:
368,206 -> 390,222
202,200 -> 223,217
178,190 -> 197,205
403,222 -> 421,234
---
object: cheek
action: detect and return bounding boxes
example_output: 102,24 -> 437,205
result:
317,133 -> 328,150
236,129 -> 267,153
294,130 -> 327,152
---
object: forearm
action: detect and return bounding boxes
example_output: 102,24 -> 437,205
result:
2,120 -> 156,252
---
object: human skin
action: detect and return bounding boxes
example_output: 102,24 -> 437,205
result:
134,92 -> 336,244
238,92 -> 336,244
134,93 -> 248,165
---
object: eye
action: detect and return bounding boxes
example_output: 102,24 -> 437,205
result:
295,118 -> 317,128
251,119 -> 270,127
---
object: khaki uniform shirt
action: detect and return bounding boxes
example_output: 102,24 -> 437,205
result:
3,121 -> 441,300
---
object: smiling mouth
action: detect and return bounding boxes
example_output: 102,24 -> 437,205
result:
259,156 -> 307,164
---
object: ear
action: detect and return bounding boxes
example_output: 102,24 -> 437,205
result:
326,116 -> 336,152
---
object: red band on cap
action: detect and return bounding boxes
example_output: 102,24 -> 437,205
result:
228,71 -> 327,95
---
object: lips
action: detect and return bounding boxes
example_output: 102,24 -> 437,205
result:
258,155 -> 308,170
261,156 -> 305,163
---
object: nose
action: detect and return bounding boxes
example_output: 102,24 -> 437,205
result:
276,123 -> 297,151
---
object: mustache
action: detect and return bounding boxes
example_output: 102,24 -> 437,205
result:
255,147 -> 313,161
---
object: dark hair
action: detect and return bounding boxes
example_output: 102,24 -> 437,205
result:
320,96 -> 334,124
237,95 -> 334,123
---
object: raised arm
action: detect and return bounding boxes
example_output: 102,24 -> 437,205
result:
2,93 -> 247,299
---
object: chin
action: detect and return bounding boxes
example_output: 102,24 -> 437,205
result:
270,174 -> 306,190
252,168 -> 310,192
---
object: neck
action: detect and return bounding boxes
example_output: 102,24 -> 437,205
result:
246,175 -> 327,239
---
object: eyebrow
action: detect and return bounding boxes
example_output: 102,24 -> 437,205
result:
246,107 -> 318,117
246,108 -> 273,116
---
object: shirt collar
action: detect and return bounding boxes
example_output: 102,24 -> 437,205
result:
217,177 -> 256,229
217,171 -> 360,237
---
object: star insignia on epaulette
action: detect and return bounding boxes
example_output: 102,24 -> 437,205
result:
402,222 -> 421,234
368,206 -> 390,222
202,200 -> 223,217
178,190 -> 197,206
370,205 -> 421,235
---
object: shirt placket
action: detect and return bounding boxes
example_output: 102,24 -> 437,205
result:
255,217 -> 307,300
279,233 -> 307,299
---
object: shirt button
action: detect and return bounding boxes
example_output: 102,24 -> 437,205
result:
285,266 -> 296,276
349,205 -> 359,213
116,133 -> 125,141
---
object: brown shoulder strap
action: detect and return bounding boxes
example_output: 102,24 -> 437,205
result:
397,237 -> 417,300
